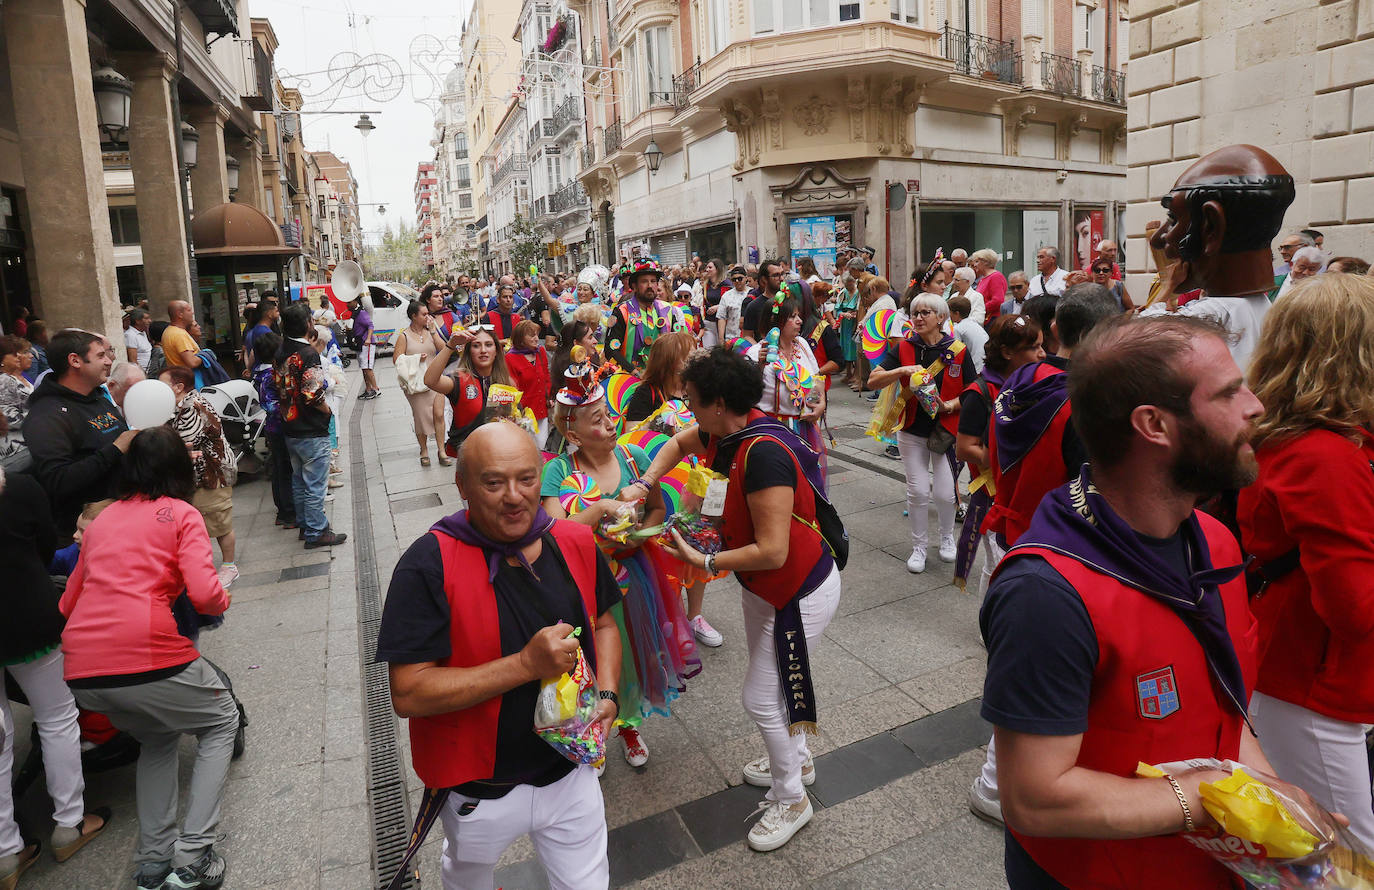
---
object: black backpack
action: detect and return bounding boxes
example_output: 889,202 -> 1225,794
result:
742,434 -> 849,570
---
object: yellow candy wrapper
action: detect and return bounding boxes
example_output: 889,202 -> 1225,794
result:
1136,759 -> 1374,889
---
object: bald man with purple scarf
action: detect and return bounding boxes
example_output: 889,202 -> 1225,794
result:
377,423 -> 622,890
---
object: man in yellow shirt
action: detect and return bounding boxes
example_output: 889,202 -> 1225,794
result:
161,300 -> 203,369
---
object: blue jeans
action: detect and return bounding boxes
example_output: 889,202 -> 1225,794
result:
286,435 -> 332,540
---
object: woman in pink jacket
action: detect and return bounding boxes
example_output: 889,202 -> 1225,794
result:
59,426 -> 236,890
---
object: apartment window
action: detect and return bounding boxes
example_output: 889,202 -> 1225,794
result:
754,0 -> 860,33
108,206 -> 140,245
890,0 -> 918,24
708,0 -> 729,54
459,194 -> 472,209
644,27 -> 673,105
457,163 -> 471,187
455,131 -> 468,158
546,154 -> 562,190
623,38 -> 640,115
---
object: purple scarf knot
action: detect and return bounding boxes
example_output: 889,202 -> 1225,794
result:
431,507 -> 556,581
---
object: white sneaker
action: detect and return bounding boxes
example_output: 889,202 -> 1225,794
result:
938,533 -> 957,563
906,549 -> 927,573
690,615 -> 724,648
968,778 -> 1004,825
620,727 -> 648,767
217,564 -> 240,590
742,754 -> 815,788
323,493 -> 335,503
747,797 -> 814,852
327,475 -> 345,489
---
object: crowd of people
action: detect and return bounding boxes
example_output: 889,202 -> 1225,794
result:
369,141 -> 1374,890
4,136 -> 1374,890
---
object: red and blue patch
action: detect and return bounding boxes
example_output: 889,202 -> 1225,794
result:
1136,666 -> 1180,719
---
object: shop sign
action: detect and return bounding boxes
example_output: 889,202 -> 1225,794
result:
789,215 -> 838,277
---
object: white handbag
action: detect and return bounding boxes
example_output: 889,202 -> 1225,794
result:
394,351 -> 428,396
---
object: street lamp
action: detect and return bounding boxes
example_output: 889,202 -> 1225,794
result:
91,61 -> 132,144
644,137 -> 663,173
225,155 -> 241,199
180,120 -> 200,169
354,113 -> 376,137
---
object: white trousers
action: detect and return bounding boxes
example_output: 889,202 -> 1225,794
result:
978,531 -> 1005,600
971,533 -> 1007,798
1250,691 -> 1374,851
740,566 -> 843,805
0,648 -> 86,856
439,764 -> 608,890
897,432 -> 956,552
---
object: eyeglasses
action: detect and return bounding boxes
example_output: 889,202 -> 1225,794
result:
730,276 -> 745,282
1092,268 -> 1112,275
1009,283 -> 1027,290
913,309 -> 938,317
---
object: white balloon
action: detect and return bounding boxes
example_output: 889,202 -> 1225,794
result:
123,379 -> 177,430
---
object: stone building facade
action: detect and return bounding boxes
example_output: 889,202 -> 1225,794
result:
1123,0 -> 1374,292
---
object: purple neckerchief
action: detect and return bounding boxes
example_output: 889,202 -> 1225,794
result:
431,507 -> 556,582
993,360 -> 1068,474
507,346 -> 541,357
718,413 -> 827,496
979,366 -> 1007,392
1011,467 -> 1251,721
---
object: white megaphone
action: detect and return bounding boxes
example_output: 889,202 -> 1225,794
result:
330,259 -> 370,312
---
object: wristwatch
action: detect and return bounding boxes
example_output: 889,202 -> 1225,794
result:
598,690 -> 619,709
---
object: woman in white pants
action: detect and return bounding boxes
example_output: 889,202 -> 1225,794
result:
0,468 -> 109,888
1238,274 -> 1374,849
866,294 -> 977,574
624,347 -> 842,854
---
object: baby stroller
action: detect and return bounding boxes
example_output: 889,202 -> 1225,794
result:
200,379 -> 267,470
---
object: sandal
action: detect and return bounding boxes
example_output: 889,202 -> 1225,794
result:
0,840 -> 39,889
53,806 -> 111,862
419,456 -> 431,467
437,455 -> 453,467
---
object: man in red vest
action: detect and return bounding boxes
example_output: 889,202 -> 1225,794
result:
378,422 -> 622,889
981,315 -> 1275,890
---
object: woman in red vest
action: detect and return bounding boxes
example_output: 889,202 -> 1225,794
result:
504,320 -> 552,450
953,314 -> 1044,596
867,292 -> 975,574
1240,272 -> 1374,851
621,348 -> 842,855
422,326 -> 514,458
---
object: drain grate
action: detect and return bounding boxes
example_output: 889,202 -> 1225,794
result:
350,396 -> 419,889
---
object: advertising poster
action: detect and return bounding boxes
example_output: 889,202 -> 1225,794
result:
790,215 -> 837,277
1074,208 -> 1105,270
1022,210 -> 1059,277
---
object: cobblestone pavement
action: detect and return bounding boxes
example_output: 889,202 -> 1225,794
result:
13,363 -> 1007,889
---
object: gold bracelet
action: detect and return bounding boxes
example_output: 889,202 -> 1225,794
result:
1163,774 -> 1194,831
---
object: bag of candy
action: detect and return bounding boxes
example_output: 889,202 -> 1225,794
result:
532,628 -> 606,767
1136,759 -> 1374,889
485,383 -> 539,437
598,498 -> 644,545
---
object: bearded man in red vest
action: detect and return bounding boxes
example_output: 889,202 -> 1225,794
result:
378,422 -> 622,890
980,315 -> 1275,890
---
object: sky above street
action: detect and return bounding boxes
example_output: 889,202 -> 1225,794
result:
253,0 -> 477,248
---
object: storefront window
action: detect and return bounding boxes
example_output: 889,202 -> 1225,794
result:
920,207 -> 1030,278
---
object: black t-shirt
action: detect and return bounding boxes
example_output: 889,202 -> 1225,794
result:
810,324 -> 842,369
742,295 -> 768,341
958,385 -> 993,439
376,531 -> 621,797
624,382 -> 665,424
878,339 -> 978,438
981,535 -> 1192,889
700,430 -> 797,492
526,292 -> 554,338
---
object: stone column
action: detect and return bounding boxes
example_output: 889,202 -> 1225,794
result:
117,51 -> 192,320
188,105 -> 230,211
231,134 -> 266,211
1077,48 -> 1095,97
3,0 -> 122,343
1023,35 -> 1044,90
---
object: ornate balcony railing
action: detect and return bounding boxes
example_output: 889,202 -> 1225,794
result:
1041,51 -> 1083,98
549,179 -> 587,214
940,25 -> 1021,84
584,37 -> 601,69
672,60 -> 701,111
603,119 -> 622,154
280,221 -> 301,248
493,153 -> 529,186
553,95 -> 581,136
582,142 -> 596,169
529,118 -> 556,146
1091,65 -> 1126,105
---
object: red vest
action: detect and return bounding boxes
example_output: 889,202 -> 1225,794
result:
487,310 -> 515,340
709,421 -> 828,610
408,521 -> 602,789
960,377 -> 1000,483
807,321 -> 833,392
897,338 -> 966,437
981,363 -> 1071,547
1003,514 -> 1257,890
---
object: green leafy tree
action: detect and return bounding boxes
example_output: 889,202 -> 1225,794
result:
509,213 -> 551,275
363,220 -> 426,283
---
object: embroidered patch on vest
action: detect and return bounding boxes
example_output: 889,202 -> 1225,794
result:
465,383 -> 478,400
1136,665 -> 1181,719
